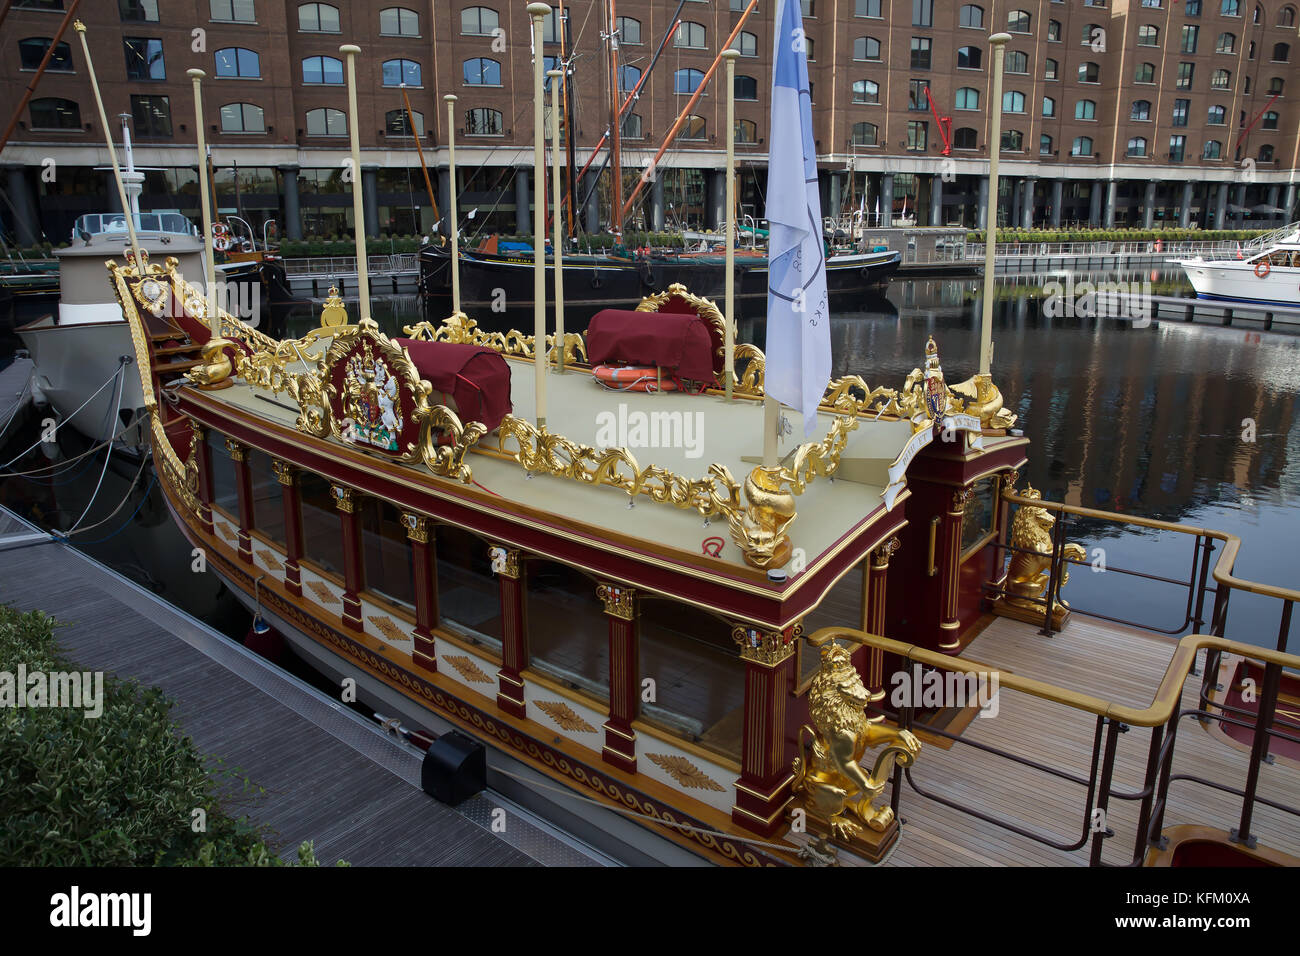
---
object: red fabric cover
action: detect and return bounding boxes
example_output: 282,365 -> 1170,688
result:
396,338 -> 513,432
586,309 -> 716,385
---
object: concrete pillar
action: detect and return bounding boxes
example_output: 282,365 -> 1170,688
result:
1233,183 -> 1246,227
1022,178 -> 1036,228
977,175 -> 988,229
1088,183 -> 1102,226
881,173 -> 894,228
1267,185 -> 1281,225
583,170 -> 600,234
828,172 -> 842,224
1213,181 -> 1228,229
1179,181 -> 1193,228
930,174 -> 943,226
1050,179 -> 1063,227
1284,183 -> 1297,223
437,168 -> 453,237
1010,179 -> 1023,228
2,164 -> 39,246
1104,180 -> 1118,229
706,169 -> 725,230
650,174 -> 665,232
278,164 -> 302,240
1142,181 -> 1156,229
514,166 -> 531,235
361,164 -> 380,237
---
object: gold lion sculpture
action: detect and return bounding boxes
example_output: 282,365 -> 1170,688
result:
792,643 -> 922,841
1004,485 -> 1087,618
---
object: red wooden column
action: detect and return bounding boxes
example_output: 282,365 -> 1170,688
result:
938,486 -> 974,652
731,624 -> 799,837
597,583 -> 638,774
490,544 -> 527,718
861,536 -> 900,695
403,513 -> 438,672
189,420 -> 213,534
331,483 -> 364,630
273,459 -> 302,597
225,438 -> 253,564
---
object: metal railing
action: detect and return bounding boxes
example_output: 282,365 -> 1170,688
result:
282,254 -> 421,277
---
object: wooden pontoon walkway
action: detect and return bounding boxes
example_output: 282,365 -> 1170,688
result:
0,507 -> 606,867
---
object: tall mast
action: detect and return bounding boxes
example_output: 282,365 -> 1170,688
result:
559,1 -> 576,239
607,0 -> 623,239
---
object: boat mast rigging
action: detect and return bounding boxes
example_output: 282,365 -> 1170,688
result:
606,0 -> 623,239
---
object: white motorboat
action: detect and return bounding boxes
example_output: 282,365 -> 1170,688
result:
1174,221 -> 1300,307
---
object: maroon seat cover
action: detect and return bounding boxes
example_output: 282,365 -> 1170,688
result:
396,338 -> 513,432
586,309 -> 716,385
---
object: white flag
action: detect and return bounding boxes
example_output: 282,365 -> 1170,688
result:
764,0 -> 829,438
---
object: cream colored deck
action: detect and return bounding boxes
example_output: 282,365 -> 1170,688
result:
809,615 -> 1300,867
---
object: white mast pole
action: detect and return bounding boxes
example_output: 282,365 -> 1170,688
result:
528,2 -> 551,428
548,68 -> 566,373
981,33 -> 1011,376
444,93 -> 461,315
722,48 -> 739,401
187,69 -> 221,337
341,44 -> 370,322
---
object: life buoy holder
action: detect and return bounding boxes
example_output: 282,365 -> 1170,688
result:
214,236 -> 231,251
1255,260 -> 1271,278
212,223 -> 230,240
592,364 -> 678,392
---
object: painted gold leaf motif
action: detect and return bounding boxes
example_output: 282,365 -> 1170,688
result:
306,580 -> 341,606
217,522 -> 239,543
646,753 -> 726,793
444,654 -> 492,684
256,549 -> 284,572
368,615 -> 408,644
534,700 -> 597,734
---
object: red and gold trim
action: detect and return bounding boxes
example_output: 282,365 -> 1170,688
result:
331,483 -> 363,630
226,437 -> 254,564
600,583 -> 639,773
731,624 -> 798,836
492,543 -> 528,718
404,513 -> 438,671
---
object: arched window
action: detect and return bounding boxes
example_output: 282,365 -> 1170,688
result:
1210,69 -> 1231,89
1207,104 -> 1226,124
463,57 -> 500,85
960,4 -> 983,27
734,119 -> 757,144
1001,129 -> 1024,151
215,47 -> 260,78
955,87 -> 980,109
1272,43 -> 1290,62
302,55 -> 343,84
1127,137 -> 1148,157
1280,6 -> 1296,26
957,46 -> 982,68
735,74 -> 759,100
1131,99 -> 1151,120
851,79 -> 879,104
298,3 -> 340,32
385,108 -> 423,136
681,114 -> 706,140
1002,90 -> 1026,112
621,113 -> 642,139
18,38 -> 74,72
382,58 -> 421,87
617,16 -> 641,44
1262,110 -> 1279,129
674,68 -> 704,94
1007,9 -> 1031,31
675,21 -> 706,48
1135,61 -> 1155,83
1078,61 -> 1100,82
855,36 -> 882,60
739,31 -> 758,56
305,107 -> 346,135
1075,99 -> 1096,119
1216,32 -> 1235,52
219,102 -> 264,132
1048,19 -> 1061,40
380,7 -> 419,35
1045,58 -> 1059,79
1040,134 -> 1053,155
1043,95 -> 1056,116
1071,136 -> 1093,156
29,97 -> 80,130
1258,144 -> 1274,162
954,126 -> 977,150
1202,140 -> 1222,159
465,107 -> 503,135
1137,24 -> 1159,44
460,6 -> 499,35
1006,51 -> 1028,72
850,121 -> 878,146
618,64 -> 641,91
1082,23 -> 1102,45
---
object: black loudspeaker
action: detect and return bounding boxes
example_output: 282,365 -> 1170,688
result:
420,731 -> 486,805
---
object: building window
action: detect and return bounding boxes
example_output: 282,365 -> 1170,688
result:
1280,6 -> 1296,26
464,57 -> 500,86
1169,134 -> 1186,162
1007,8 -> 1031,31
1075,99 -> 1096,120
1207,104 -> 1226,124
130,94 -> 171,136
1078,62 -> 1100,83
960,4 -> 983,27
851,121 -> 878,146
465,107 -> 502,135
1202,140 -> 1222,159
907,120 -> 928,151
124,37 -> 165,80
385,108 -> 423,136
382,58 -> 421,87
806,38 -> 816,61
681,114 -> 706,140
1181,25 -> 1199,53
379,6 -> 419,36
1176,62 -> 1194,88
1186,0 -> 1202,12
617,16 -> 641,44
738,31 -> 758,57
909,79 -> 931,110
1048,19 -> 1061,40
1259,144 -> 1274,162
298,2 -> 339,32
1045,58 -> 1058,79
856,0 -> 882,16
1216,32 -> 1235,53
1138,24 -> 1159,45
461,6 -> 499,35
1006,50 -> 1028,73
526,562 -> 609,700
1272,43 -> 1290,62
1002,90 -> 1026,113
1127,137 -> 1148,157
954,126 -> 977,149
18,38 -> 74,72
1210,69 -> 1231,89
541,5 -> 562,43
1220,0 -> 1239,13
1142,0 -> 1162,5
618,64 -> 641,92
215,47 -> 260,78
1071,136 -> 1093,156
1131,99 -> 1151,120
674,68 -> 704,94
1082,23 -> 1102,44
1040,133 -> 1053,154
955,87 -> 980,109
305,107 -> 346,135
855,36 -> 882,61
1262,111 -> 1279,130
29,97 -> 80,130
1267,77 -> 1284,95
219,102 -> 264,132
910,37 -> 932,69
621,112 -> 642,139
1135,61 -> 1155,83
675,21 -> 706,48
302,55 -> 343,85
913,0 -> 933,26
209,0 -> 255,21
1001,129 -> 1024,151
852,79 -> 879,104
435,526 -> 501,653
734,118 -> 757,144
119,0 -> 159,20
1043,95 -> 1056,116
1172,98 -> 1189,126
958,46 -> 982,69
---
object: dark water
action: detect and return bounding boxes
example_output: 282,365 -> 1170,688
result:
2,272 -> 1296,653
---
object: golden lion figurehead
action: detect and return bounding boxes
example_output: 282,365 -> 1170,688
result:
807,644 -> 872,739
1009,483 -> 1054,544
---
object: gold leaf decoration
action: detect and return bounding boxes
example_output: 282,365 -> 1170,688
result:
534,700 -> 597,734
646,753 -> 726,793
368,615 -> 408,644
444,654 -> 492,685
306,580 -> 341,606
256,549 -> 284,572
216,522 -> 239,544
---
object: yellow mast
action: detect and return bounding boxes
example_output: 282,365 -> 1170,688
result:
981,33 -> 1011,376
528,2 -> 551,427
722,48 -> 739,402
549,68 -> 566,373
445,93 -> 461,315
187,69 -> 221,338
341,44 -> 371,322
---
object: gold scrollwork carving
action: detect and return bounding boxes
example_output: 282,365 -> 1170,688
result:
731,623 -> 800,666
331,484 -> 355,513
272,459 -> 296,486
645,753 -> 726,793
224,438 -> 246,462
596,583 -> 636,621
872,536 -> 901,568
401,512 -> 430,544
535,700 -> 598,734
487,544 -> 520,579
952,485 -> 977,513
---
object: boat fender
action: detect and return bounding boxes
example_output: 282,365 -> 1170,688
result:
592,364 -> 679,392
1254,260 -> 1270,279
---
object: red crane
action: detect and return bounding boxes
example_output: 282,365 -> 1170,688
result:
925,87 -> 953,156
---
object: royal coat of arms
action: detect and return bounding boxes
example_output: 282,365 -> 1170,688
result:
340,342 -> 402,452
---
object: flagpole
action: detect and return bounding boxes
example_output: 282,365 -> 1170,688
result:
528,2 -> 550,429
341,44 -> 370,322
722,48 -> 739,401
548,68 -> 566,373
187,69 -> 221,339
444,93 -> 461,315
981,33 -> 1011,376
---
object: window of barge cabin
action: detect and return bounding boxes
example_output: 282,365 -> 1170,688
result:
247,451 -> 286,547
298,472 -> 346,580
206,431 -> 238,518
960,477 -> 998,561
525,562 -> 609,700
435,525 -> 502,653
637,600 -> 745,760
797,560 -> 867,686
360,497 -> 414,611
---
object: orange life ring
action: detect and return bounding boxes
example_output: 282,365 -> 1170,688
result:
1255,260 -> 1271,278
212,223 -> 230,239
592,364 -> 678,392
214,236 -> 231,252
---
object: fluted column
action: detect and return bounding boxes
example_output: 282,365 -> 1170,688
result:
273,460 -> 302,596
938,487 -> 975,651
491,544 -> 527,717
332,484 -> 363,630
403,514 -> 438,671
731,624 -> 799,836
862,537 -> 900,695
598,583 -> 638,773
225,438 -> 253,563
